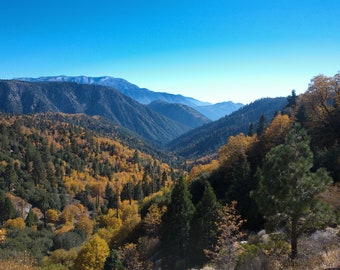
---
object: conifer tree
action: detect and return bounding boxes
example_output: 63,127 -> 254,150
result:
189,181 -> 220,268
252,124 -> 332,259
161,177 -> 195,269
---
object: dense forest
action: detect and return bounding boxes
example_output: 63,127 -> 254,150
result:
0,73 -> 339,269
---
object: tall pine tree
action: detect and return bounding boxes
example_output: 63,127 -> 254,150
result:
189,181 -> 220,268
252,124 -> 332,259
161,177 -> 195,269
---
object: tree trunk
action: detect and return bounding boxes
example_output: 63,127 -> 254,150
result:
291,217 -> 298,259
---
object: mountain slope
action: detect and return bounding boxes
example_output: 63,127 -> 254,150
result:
166,97 -> 288,158
147,100 -> 211,129
195,101 -> 244,121
0,80 -> 191,144
17,76 -> 243,119
18,75 -> 210,107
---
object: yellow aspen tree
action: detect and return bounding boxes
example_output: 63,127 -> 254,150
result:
73,234 -> 109,270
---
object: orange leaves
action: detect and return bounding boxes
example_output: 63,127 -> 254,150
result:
5,217 -> 26,229
59,203 -> 86,224
218,133 -> 258,166
46,209 -> 59,224
74,234 -> 110,270
263,114 -> 292,150
76,215 -> 94,236
189,160 -> 219,180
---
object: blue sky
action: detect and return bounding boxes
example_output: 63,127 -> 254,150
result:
1,0 -> 340,103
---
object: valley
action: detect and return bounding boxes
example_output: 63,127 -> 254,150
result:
0,73 -> 339,270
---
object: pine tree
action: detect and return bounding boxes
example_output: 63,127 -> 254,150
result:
161,177 -> 195,269
252,124 -> 332,259
256,114 -> 266,137
189,181 -> 220,268
103,249 -> 124,270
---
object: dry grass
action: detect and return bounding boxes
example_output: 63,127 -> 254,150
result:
0,253 -> 40,270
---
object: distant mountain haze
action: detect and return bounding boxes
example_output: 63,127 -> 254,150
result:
0,80 -> 191,145
147,100 -> 211,129
167,97 -> 288,158
17,76 -> 243,120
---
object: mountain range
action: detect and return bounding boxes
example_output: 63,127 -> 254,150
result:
0,78 -> 287,159
167,97 -> 288,158
17,76 -> 244,120
0,80 -> 190,145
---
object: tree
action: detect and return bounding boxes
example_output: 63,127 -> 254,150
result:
161,177 -> 195,269
4,162 -> 18,191
46,209 -> 59,224
73,234 -> 110,270
256,114 -> 266,137
143,204 -> 165,238
5,217 -> 26,229
103,249 -> 124,270
226,156 -> 263,230
297,73 -> 340,146
0,193 -> 18,225
189,181 -> 220,267
252,125 -> 332,259
118,243 -> 143,270
204,201 -> 246,270
262,113 -> 291,150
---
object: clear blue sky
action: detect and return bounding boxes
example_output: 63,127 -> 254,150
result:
1,0 -> 340,104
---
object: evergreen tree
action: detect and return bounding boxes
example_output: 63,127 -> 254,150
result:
0,192 -> 18,225
286,89 -> 297,108
4,162 -> 18,191
103,249 -> 124,270
256,114 -> 266,137
226,156 -> 263,230
161,177 -> 195,269
189,181 -> 220,268
252,125 -> 332,259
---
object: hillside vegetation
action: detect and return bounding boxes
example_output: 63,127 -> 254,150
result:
167,97 -> 287,158
0,72 -> 339,270
0,80 -> 190,145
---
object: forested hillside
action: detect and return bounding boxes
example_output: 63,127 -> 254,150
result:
0,80 -> 190,145
0,73 -> 339,270
167,97 -> 288,158
147,100 -> 211,129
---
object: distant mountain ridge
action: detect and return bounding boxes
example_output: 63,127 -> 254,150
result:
167,97 -> 288,158
17,76 -> 243,120
0,80 -> 191,145
147,100 -> 211,129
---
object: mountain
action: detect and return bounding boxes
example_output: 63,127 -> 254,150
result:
18,75 -> 210,107
17,76 -> 243,120
166,97 -> 288,158
0,80 -> 191,145
147,100 -> 211,129
195,101 -> 244,121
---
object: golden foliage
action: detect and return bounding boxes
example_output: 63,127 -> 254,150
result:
120,200 -> 141,230
5,217 -> 26,229
143,204 -> 166,237
98,208 -> 122,230
218,133 -> 257,166
189,159 -> 219,180
41,248 -> 78,269
46,209 -> 59,224
75,215 -> 94,236
73,234 -> 110,270
263,113 -> 292,150
0,228 -> 6,244
59,203 -> 86,224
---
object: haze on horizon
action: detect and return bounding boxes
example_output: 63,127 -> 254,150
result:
1,0 -> 340,104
